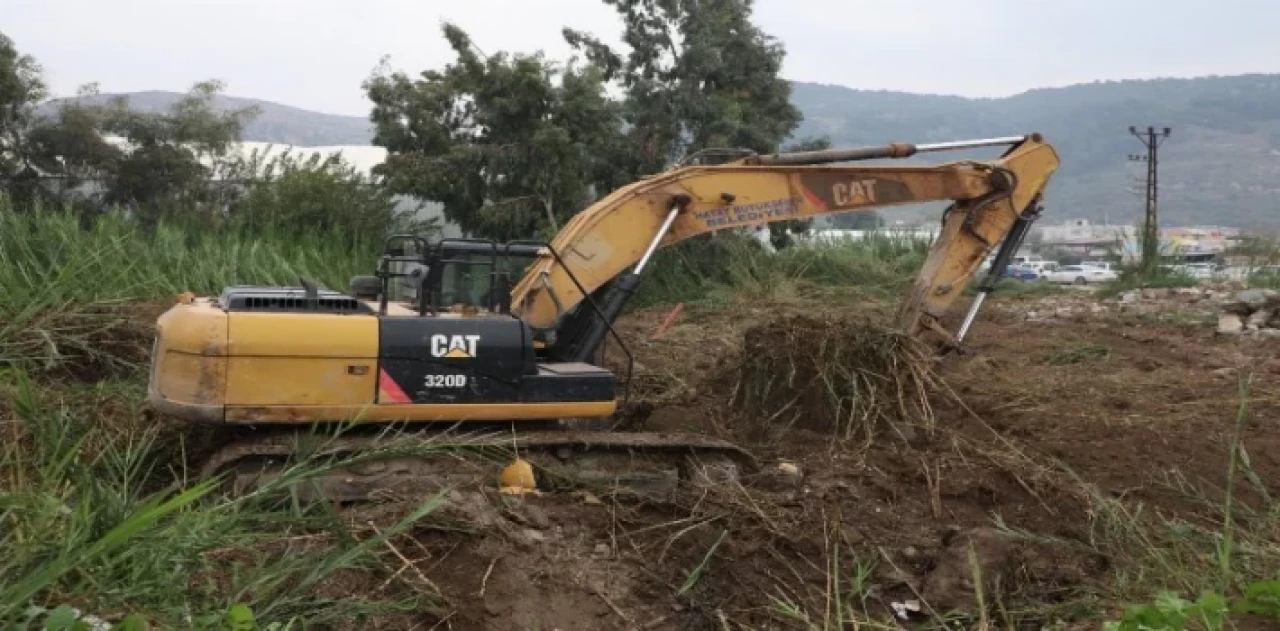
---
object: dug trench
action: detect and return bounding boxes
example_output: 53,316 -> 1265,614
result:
372,295 -> 1280,630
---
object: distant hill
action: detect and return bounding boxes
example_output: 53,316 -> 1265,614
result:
42,75 -> 1280,229
38,91 -> 375,147
790,75 -> 1280,230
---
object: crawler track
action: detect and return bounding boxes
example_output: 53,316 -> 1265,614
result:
196,423 -> 758,503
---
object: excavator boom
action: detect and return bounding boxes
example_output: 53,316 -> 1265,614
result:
510,134 -> 1060,353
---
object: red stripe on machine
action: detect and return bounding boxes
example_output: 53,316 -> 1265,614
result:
378,368 -> 411,403
799,184 -> 827,209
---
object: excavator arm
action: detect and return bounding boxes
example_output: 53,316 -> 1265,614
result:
509,134 -> 1060,358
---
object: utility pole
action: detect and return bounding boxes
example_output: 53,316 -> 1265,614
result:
1128,125 -> 1171,274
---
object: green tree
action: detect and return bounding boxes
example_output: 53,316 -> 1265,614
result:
365,24 -> 623,241
0,32 -> 48,204
25,87 -> 123,186
14,79 -> 259,223
563,0 -> 803,177
94,81 -> 259,222
228,148 -> 435,240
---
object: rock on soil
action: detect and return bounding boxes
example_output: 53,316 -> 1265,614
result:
1216,289 -> 1280,338
1219,313 -> 1245,335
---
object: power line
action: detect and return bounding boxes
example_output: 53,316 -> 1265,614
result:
1127,125 -> 1171,272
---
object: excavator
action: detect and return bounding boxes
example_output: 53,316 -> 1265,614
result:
147,133 -> 1060,501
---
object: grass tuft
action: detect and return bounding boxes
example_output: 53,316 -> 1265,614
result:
727,313 -> 940,445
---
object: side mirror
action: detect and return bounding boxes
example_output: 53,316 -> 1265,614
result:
400,263 -> 429,300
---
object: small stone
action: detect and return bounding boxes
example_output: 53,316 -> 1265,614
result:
1234,289 -> 1272,309
1218,313 -> 1244,335
1248,309 -> 1274,328
1119,291 -> 1140,304
577,491 -> 604,505
594,543 -> 611,556
777,461 -> 801,477
1212,367 -> 1235,378
902,545 -> 921,560
1257,328 -> 1280,340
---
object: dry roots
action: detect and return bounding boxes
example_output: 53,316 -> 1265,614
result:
727,314 -> 940,444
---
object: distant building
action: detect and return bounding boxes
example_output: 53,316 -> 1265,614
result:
1038,218 -> 1131,257
1110,225 -> 1242,263
1036,218 -> 1244,262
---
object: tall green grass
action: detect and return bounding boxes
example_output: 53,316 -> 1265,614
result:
1097,264 -> 1201,298
0,369 -> 450,629
634,232 -> 933,308
0,205 -> 377,302
1246,269 -> 1280,290
0,204 -> 379,373
0,204 -> 475,627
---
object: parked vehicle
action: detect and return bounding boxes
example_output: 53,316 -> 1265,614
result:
1043,264 -> 1118,285
1002,265 -> 1040,280
1021,260 -> 1059,275
1177,262 -> 1218,279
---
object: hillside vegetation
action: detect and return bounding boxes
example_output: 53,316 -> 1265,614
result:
791,75 -> 1280,230
67,73 -> 1280,230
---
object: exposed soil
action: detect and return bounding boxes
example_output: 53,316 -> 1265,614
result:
36,291 -> 1273,629
312,292 -> 1280,630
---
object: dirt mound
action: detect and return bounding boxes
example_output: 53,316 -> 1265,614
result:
725,314 -> 940,444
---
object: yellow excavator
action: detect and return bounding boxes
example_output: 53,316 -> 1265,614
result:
148,133 -> 1059,500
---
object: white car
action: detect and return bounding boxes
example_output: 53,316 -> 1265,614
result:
1043,264 -> 1119,285
1177,263 -> 1218,279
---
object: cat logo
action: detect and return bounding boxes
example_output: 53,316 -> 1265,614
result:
832,178 -> 878,206
430,334 -> 481,359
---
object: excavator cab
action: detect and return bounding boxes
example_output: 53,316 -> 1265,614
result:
352,236 -> 542,317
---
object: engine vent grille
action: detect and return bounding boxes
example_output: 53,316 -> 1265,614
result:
218,286 -> 374,314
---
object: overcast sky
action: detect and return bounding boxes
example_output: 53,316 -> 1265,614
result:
5,0 -> 1276,116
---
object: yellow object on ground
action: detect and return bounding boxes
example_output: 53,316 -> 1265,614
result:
499,458 -> 538,494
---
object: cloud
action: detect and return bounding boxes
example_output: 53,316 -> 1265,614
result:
4,0 -> 1275,115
